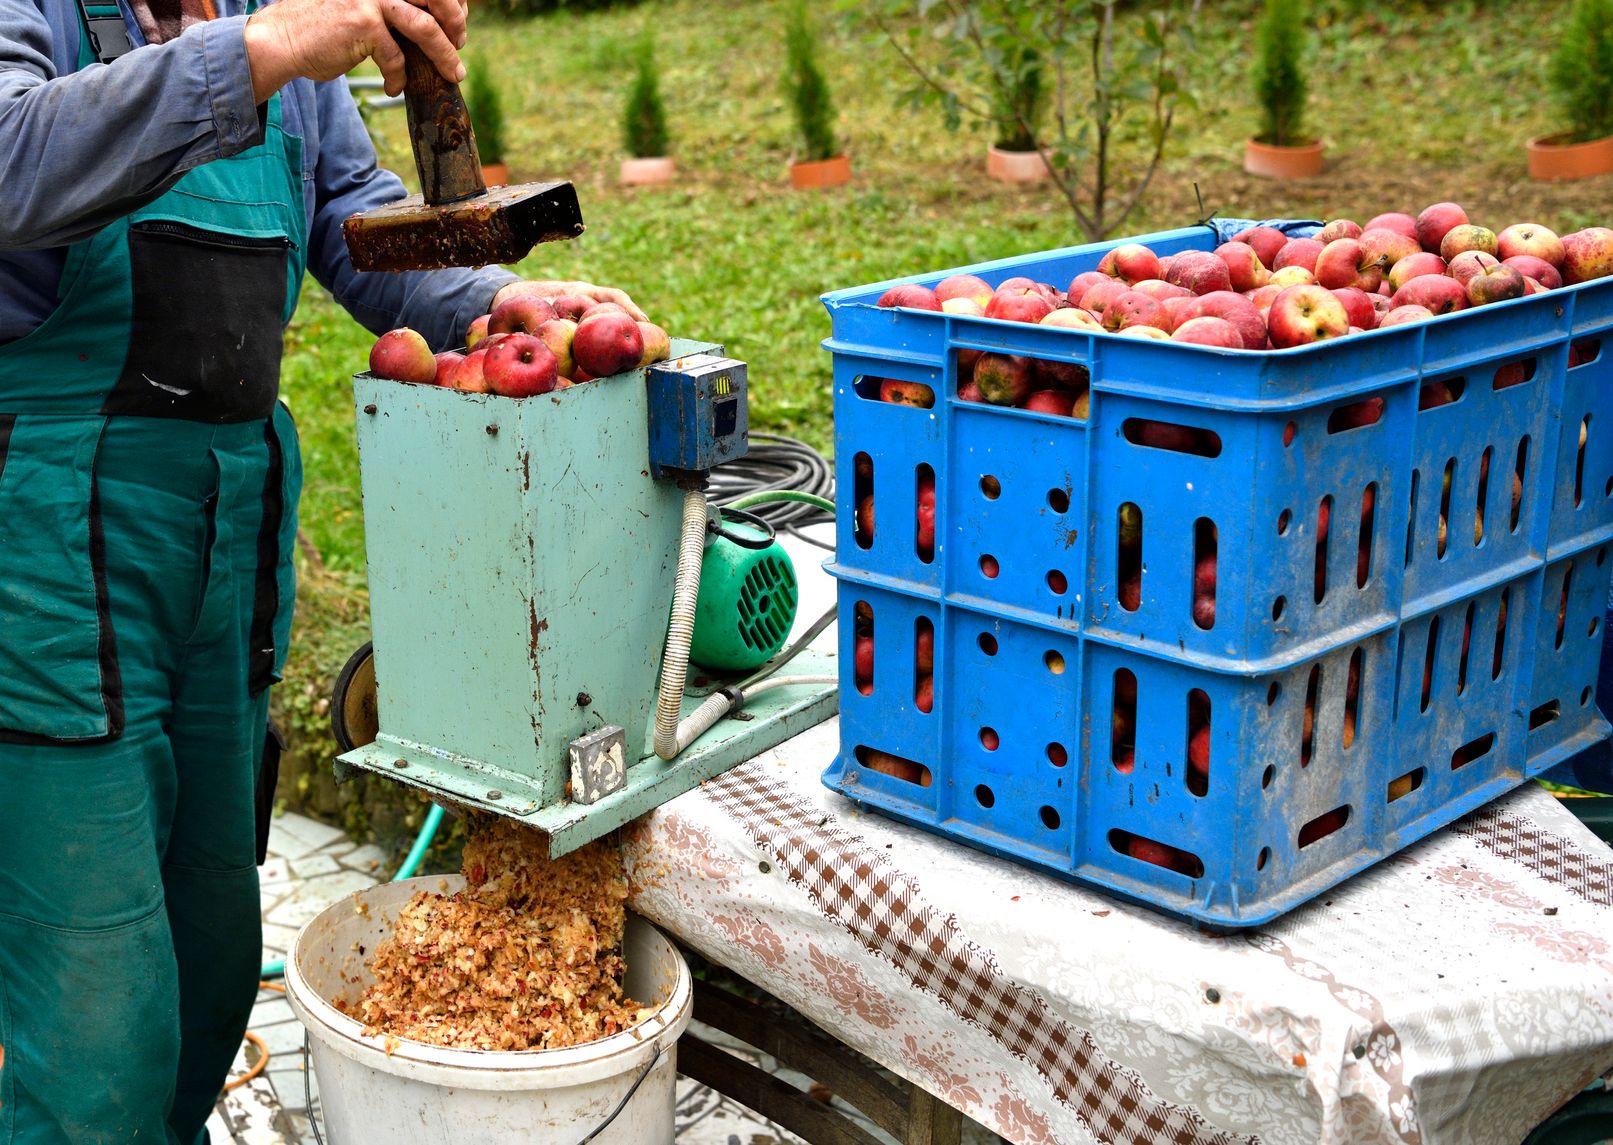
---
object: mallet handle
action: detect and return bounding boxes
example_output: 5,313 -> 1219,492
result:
399,37 -> 487,206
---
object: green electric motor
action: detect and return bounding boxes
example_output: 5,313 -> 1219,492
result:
690,515 -> 799,672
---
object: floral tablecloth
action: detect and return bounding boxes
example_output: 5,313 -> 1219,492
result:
625,725 -> 1613,1145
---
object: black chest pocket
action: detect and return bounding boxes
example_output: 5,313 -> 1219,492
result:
105,222 -> 291,424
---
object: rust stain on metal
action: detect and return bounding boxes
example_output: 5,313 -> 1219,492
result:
521,449 -> 531,492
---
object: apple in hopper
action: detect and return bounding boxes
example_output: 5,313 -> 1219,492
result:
1079,279 -> 1130,314
1172,316 -> 1244,348
1267,285 -> 1350,348
1390,274 -> 1469,315
1165,250 -> 1233,295
934,274 -> 993,308
465,313 -> 491,349
1315,238 -> 1387,292
1214,241 -> 1270,291
447,347 -> 491,392
1330,287 -> 1377,330
1562,228 -> 1613,284
572,311 -> 644,379
534,319 -> 577,379
369,327 -> 437,384
1439,224 -> 1498,262
1101,291 -> 1169,332
1181,291 -> 1266,349
1503,255 -> 1562,290
1466,263 -> 1527,306
1098,243 -> 1162,283
1416,202 -> 1470,252
1268,265 -> 1316,288
484,333 -> 559,397
550,295 -> 591,322
1496,223 -> 1565,267
1446,250 -> 1500,287
1316,219 -> 1363,244
1233,225 -> 1289,268
1378,304 -> 1435,328
876,283 -> 943,311
433,350 -> 464,386
1387,252 -> 1446,292
1130,278 -> 1193,302
1273,238 -> 1324,274
985,289 -> 1055,324
1365,212 -> 1419,240
488,295 -> 558,337
636,322 -> 672,367
974,354 -> 1034,406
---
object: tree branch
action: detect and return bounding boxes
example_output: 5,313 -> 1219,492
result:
869,9 -> 998,122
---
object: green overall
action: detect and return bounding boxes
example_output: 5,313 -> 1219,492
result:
0,18 -> 305,1140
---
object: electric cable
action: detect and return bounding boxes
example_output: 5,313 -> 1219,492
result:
222,1031 -> 269,1093
708,433 -> 835,548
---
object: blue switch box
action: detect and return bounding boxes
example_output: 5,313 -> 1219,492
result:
646,353 -> 749,478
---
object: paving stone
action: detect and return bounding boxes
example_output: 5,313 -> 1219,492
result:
248,995 -> 294,1028
260,922 -> 300,958
258,857 -> 292,887
267,814 -> 348,860
264,870 -> 378,930
338,844 -> 388,873
253,1018 -> 310,1058
288,854 -> 339,879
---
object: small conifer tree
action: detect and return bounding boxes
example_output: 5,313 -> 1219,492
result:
623,35 -> 670,158
1251,0 -> 1308,147
783,1 -> 838,162
464,54 -> 507,164
1547,0 -> 1613,143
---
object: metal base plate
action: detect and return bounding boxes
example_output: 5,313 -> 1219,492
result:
337,649 -> 838,856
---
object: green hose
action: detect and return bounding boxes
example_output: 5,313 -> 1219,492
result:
725,489 -> 835,515
259,803 -> 446,980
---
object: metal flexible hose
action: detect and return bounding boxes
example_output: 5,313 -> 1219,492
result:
654,488 -> 710,759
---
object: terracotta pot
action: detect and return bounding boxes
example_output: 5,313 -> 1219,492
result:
789,154 -> 852,190
1527,131 -> 1613,181
1242,137 -> 1324,179
480,162 -> 509,187
620,156 -> 677,186
986,145 -> 1051,184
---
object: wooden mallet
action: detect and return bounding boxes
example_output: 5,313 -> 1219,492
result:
342,40 -> 583,272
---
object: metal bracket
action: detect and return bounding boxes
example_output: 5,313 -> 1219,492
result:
569,725 -> 629,805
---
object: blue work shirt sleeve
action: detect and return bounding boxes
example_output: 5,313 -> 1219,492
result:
305,76 -> 516,352
0,3 -> 262,249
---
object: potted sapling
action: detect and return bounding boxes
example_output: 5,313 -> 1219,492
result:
621,35 -> 675,186
784,1 -> 850,189
1243,0 -> 1322,179
465,53 -> 510,185
1528,0 -> 1613,180
986,47 -> 1049,184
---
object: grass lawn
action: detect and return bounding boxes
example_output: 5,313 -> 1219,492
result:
273,0 -> 1613,829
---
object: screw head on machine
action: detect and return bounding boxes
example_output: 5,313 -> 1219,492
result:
486,790 -> 503,801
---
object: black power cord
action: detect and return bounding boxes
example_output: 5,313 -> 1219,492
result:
708,433 -> 835,550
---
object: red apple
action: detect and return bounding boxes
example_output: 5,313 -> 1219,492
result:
996,276 -> 1059,306
877,283 -> 943,311
958,379 -> 987,403
636,322 -> 672,366
1214,241 -> 1271,292
484,333 -> 559,398
1523,276 -> 1549,295
916,472 -> 936,555
1561,228 -> 1613,284
1040,308 -> 1102,332
1440,224 -> 1498,262
1079,279 -> 1130,314
985,290 -> 1056,324
1159,295 -> 1196,332
1467,263 -> 1527,306
550,294 -> 591,322
1268,285 -> 1350,348
1360,228 -> 1421,271
1316,218 -> 1363,244
914,676 -> 934,713
1273,238 -> 1324,274
1365,212 -> 1419,240
572,311 -> 645,378
1496,223 -> 1565,267
1387,252 -> 1447,292
1033,354 -> 1091,389
1503,255 -> 1562,290
1067,270 -> 1111,300
1447,250 -> 1500,287
1187,723 -> 1211,776
1330,287 -> 1377,330
1390,275 -> 1470,315
1118,325 -> 1171,340
1315,238 -> 1387,292
1022,389 -> 1077,415
432,350 -> 464,387
942,297 -> 986,317
1129,278 -> 1194,302
915,626 -> 935,674
1101,291 -> 1169,332
465,313 -> 491,349
447,347 -> 491,393
1182,291 -> 1266,349
1379,304 -> 1435,328
1098,243 -> 1161,284
536,318 -> 578,378
934,274 -> 993,308
974,354 -> 1034,406
1416,202 -> 1470,253
582,302 -> 631,321
369,327 -> 437,384
1245,283 -> 1283,313
1164,250 -> 1233,295
853,633 -> 874,694
1268,266 -> 1316,289
1233,225 -> 1288,268
1172,316 -> 1243,348
488,295 -> 557,336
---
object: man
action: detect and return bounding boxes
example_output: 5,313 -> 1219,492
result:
0,1 -> 639,1139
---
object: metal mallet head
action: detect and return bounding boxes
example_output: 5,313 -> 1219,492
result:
342,41 -> 584,273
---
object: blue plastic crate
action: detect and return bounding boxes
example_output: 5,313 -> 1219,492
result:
821,225 -> 1613,928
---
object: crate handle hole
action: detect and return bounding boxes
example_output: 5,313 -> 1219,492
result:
1187,688 -> 1210,797
1419,376 -> 1465,409
1118,502 -> 1142,612
854,746 -> 932,787
1047,742 -> 1068,767
1357,484 -> 1376,588
1301,664 -> 1320,768
1039,806 -> 1061,830
1256,847 -> 1270,871
1261,764 -> 1276,789
873,377 -> 935,408
1266,681 -> 1281,706
1530,701 -> 1561,730
915,464 -> 935,564
1450,731 -> 1495,770
1283,420 -> 1297,448
1297,805 -> 1350,848
1512,438 -> 1529,535
1493,587 -> 1511,681
1474,446 -> 1492,548
1570,339 -> 1603,368
978,632 -> 998,656
1456,601 -> 1475,696
1192,518 -> 1216,631
1326,397 -> 1384,434
1043,650 -> 1066,674
1112,668 -> 1137,775
980,554 -> 1000,580
1047,487 -> 1071,513
979,726 -> 999,752
1272,595 -> 1286,621
1387,767 -> 1424,803
1277,508 -> 1291,536
1556,562 -> 1575,650
1109,829 -> 1204,877
1047,569 -> 1068,595
853,600 -> 874,696
1122,418 -> 1222,458
1576,416 -> 1591,509
1582,687 -> 1593,707
853,452 -> 874,550
975,784 -> 996,809
1315,495 -> 1333,603
1491,357 -> 1537,390
980,474 -> 1002,501
1437,460 -> 1454,560
1342,647 -> 1363,750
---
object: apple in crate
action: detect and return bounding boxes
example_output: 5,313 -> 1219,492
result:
1172,316 -> 1243,348
1365,211 -> 1418,240
1360,228 -> 1420,273
484,334 -> 559,397
1101,291 -> 1168,332
1098,243 -> 1161,284
985,290 -> 1054,324
935,275 -> 993,308
1466,263 -> 1527,306
1214,241 -> 1270,292
1496,223 -> 1564,267
1330,287 -> 1377,330
1315,239 -> 1386,292
942,297 -> 986,317
1041,308 -> 1101,332
876,284 -> 942,311
1163,250 -> 1232,295
573,311 -> 645,378
879,379 -> 935,408
1503,255 -> 1562,290
1023,389 -> 1077,414
1562,228 -> 1613,284
550,295 -> 590,322
1379,304 -> 1434,328
368,327 -> 437,384
1232,225 -> 1288,267
1182,292 -> 1266,349
1268,266 -> 1315,289
1386,252 -> 1446,292
1079,279 -> 1129,314
1390,275 -> 1469,315
488,295 -> 557,336
1273,238 -> 1323,274
1267,285 -> 1350,348
853,634 -> 874,695
1316,218 -> 1362,243
917,471 -> 936,556
1416,202 -> 1470,252
975,354 -> 1033,406
1440,224 -> 1498,262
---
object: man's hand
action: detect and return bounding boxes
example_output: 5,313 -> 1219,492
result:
493,280 -> 649,323
244,0 -> 469,104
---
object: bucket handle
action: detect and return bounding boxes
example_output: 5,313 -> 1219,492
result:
575,1042 -> 663,1145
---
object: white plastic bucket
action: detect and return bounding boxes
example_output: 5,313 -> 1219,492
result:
283,876 -> 692,1144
